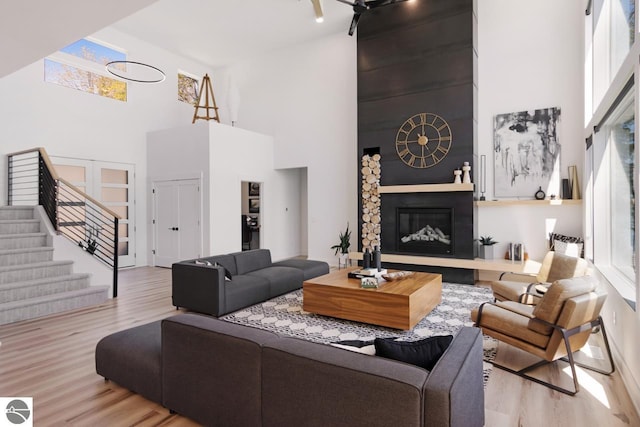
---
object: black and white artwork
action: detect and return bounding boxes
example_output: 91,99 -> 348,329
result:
493,107 -> 561,198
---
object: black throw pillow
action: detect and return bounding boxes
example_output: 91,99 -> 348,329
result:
374,335 -> 453,371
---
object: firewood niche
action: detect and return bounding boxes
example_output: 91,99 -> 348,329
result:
360,153 -> 381,253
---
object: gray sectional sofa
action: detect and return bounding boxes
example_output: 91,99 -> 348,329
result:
96,313 -> 485,427
172,249 -> 329,317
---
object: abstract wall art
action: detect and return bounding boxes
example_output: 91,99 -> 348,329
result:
493,107 -> 561,198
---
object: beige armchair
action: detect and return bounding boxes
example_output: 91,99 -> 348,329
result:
472,276 -> 614,395
491,251 -> 589,304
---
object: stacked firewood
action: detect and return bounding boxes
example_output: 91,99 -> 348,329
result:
361,154 -> 381,252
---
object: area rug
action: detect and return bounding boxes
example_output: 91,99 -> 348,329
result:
221,282 -> 496,385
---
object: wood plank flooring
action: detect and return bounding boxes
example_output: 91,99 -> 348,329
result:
0,267 -> 637,426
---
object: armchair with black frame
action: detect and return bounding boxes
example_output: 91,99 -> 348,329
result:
491,250 -> 589,304
472,276 -> 614,395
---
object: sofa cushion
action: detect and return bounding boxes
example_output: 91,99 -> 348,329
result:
374,335 -> 453,371
95,321 -> 162,404
232,249 -> 272,274
246,266 -> 304,297
272,258 -> 329,280
224,274 -> 271,314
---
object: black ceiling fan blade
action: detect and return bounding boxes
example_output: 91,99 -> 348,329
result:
348,13 -> 361,36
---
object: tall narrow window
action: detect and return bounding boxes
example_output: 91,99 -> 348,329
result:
608,98 -> 635,280
44,38 -> 127,101
178,72 -> 199,105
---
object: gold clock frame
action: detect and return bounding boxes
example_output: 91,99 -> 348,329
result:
395,112 -> 452,168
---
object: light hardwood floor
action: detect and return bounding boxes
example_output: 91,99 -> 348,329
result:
0,267 -> 637,426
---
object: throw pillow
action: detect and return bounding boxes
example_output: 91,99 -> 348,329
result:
194,259 -> 213,266
553,239 -> 584,258
374,335 -> 453,371
548,232 -> 584,257
213,262 -> 233,281
330,340 -> 375,355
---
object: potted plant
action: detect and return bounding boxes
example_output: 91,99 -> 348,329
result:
331,223 -> 351,267
478,236 -> 497,259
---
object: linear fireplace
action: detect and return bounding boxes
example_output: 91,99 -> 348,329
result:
397,208 -> 454,256
379,192 -> 474,261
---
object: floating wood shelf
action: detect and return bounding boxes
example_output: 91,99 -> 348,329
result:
348,252 -> 541,274
378,183 -> 474,194
475,199 -> 582,207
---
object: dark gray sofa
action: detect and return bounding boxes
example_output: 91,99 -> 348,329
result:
96,314 -> 485,427
171,249 -> 329,317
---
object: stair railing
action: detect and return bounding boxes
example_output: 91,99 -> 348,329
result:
7,147 -> 120,297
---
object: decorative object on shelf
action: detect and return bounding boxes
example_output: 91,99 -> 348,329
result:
395,113 -> 452,168
105,60 -> 166,83
493,107 -> 560,197
361,154 -> 381,253
248,182 -> 260,196
249,198 -> 260,213
453,169 -> 462,184
478,236 -> 497,259
534,186 -> 546,200
568,165 -> 581,200
561,178 -> 571,199
192,74 -> 220,123
505,244 -> 529,261
462,161 -> 471,183
479,154 -> 487,200
508,243 -> 524,261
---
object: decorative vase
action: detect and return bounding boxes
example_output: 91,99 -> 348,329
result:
453,169 -> 462,184
462,162 -> 471,184
363,248 -> 371,269
569,165 -> 581,200
373,246 -> 382,271
479,245 -> 494,259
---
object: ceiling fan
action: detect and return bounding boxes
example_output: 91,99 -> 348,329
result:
336,0 -> 409,36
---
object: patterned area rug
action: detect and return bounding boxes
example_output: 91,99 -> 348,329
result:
221,282 -> 496,384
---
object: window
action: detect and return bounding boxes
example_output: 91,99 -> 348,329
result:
607,98 -> 635,280
178,72 -> 199,105
610,0 -> 635,78
44,38 -> 127,101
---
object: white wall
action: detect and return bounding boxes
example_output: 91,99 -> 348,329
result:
0,27 -> 215,266
477,0 -> 585,261
147,123 -> 303,262
209,124 -> 303,261
217,32 -> 358,265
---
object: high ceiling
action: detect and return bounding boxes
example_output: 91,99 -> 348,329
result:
112,0 -> 355,68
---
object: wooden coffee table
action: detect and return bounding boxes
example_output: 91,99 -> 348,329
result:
302,268 -> 442,330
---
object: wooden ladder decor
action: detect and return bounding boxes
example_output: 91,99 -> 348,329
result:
192,74 -> 220,123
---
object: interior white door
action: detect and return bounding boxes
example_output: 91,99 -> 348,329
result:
153,179 -> 201,267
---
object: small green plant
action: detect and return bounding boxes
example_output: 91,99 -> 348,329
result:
479,236 -> 498,246
331,223 -> 352,255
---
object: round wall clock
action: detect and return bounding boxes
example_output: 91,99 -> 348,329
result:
395,112 -> 452,168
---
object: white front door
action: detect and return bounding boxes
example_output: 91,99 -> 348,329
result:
152,179 -> 202,268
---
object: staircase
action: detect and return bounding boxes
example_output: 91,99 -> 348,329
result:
0,206 -> 109,325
